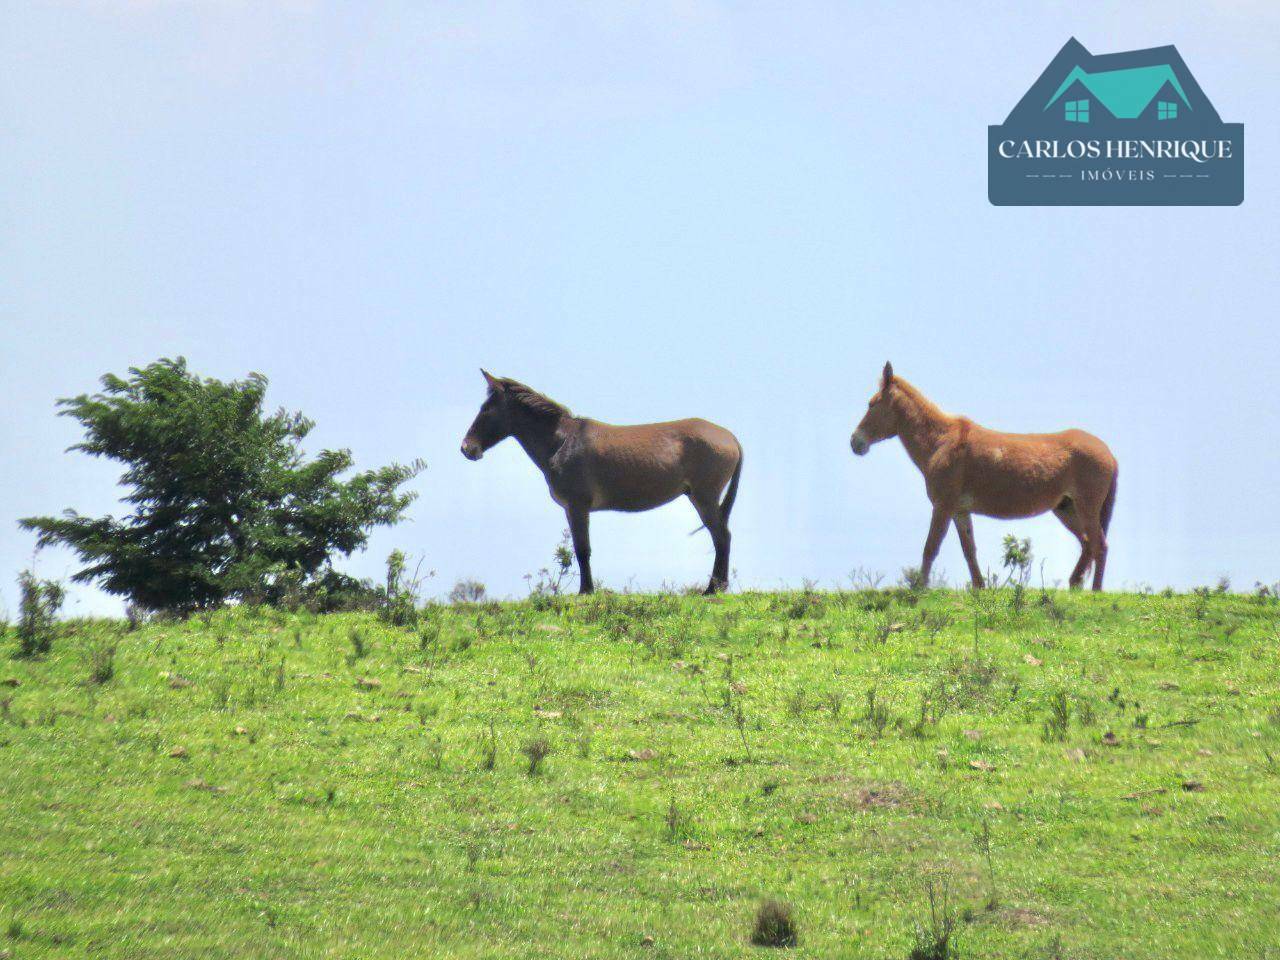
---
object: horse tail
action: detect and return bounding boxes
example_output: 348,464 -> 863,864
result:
718,442 -> 744,523
1100,468 -> 1118,535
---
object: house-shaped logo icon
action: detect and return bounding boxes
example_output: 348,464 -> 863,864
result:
989,38 -> 1243,205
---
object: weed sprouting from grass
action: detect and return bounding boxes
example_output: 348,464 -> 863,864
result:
521,737 -> 551,776
1260,746 -> 1278,775
1042,690 -> 1072,742
576,727 -> 593,759
87,641 -> 116,685
864,687 -> 891,738
465,837 -> 484,872
975,819 -> 999,910
731,702 -> 753,763
211,675 -> 232,711
1076,696 -> 1096,727
917,609 -> 952,638
908,880 -> 958,960
786,581 -> 825,620
347,627 -> 368,664
479,722 -> 498,771
1039,590 -> 1067,625
870,614 -> 899,645
750,899 -> 798,948
824,690 -> 845,721
1009,582 -> 1027,616
664,795 -> 689,841
909,690 -> 942,739
787,687 -> 807,718
418,620 -> 441,655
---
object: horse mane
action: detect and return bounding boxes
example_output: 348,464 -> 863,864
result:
501,379 -> 571,421
890,377 -> 949,423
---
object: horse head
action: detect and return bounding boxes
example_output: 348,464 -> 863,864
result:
461,370 -> 513,461
850,362 -> 899,456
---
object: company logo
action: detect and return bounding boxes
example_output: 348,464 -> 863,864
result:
989,38 -> 1242,205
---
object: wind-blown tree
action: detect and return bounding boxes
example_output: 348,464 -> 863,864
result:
20,358 -> 425,612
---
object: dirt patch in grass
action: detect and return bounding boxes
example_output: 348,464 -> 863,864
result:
984,906 -> 1052,929
807,774 -> 913,810
845,783 -> 912,809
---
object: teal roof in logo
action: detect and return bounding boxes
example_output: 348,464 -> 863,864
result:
1045,64 -> 1191,117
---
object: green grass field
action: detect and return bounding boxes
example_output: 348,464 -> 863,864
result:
3,588 -> 1278,958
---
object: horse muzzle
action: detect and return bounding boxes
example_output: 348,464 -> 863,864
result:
460,439 -> 483,461
850,433 -> 869,456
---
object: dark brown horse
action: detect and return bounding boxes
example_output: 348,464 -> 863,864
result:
850,363 -> 1118,590
462,371 -> 743,594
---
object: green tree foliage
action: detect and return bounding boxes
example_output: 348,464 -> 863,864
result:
20,358 -> 424,612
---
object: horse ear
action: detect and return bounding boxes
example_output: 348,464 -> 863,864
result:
882,362 -> 894,388
481,369 -> 501,393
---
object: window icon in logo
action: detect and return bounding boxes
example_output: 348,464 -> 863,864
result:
1157,100 -> 1178,120
1064,98 -> 1090,122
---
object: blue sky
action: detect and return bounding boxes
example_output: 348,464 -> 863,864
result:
3,1 -> 1278,616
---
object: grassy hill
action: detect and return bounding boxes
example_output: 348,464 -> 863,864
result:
2,588 -> 1278,958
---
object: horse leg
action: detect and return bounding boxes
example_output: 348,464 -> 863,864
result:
1053,500 -> 1092,590
690,492 -> 730,594
953,512 -> 985,589
920,506 -> 951,587
565,504 -> 594,594
1085,509 -> 1109,592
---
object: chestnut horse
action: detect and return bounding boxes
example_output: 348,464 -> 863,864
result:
850,363 -> 1118,590
461,371 -> 743,594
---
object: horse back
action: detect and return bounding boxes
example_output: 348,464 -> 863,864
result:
575,418 -> 740,512
952,423 -> 1116,518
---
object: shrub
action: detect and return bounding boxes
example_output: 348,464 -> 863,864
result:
20,358 -> 424,613
1000,535 -> 1033,586
521,737 -> 551,776
449,579 -> 487,605
303,569 -> 384,613
15,571 -> 64,658
909,881 -> 958,960
381,550 -> 432,627
900,566 -> 930,592
525,530 -> 576,598
750,899 -> 798,948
